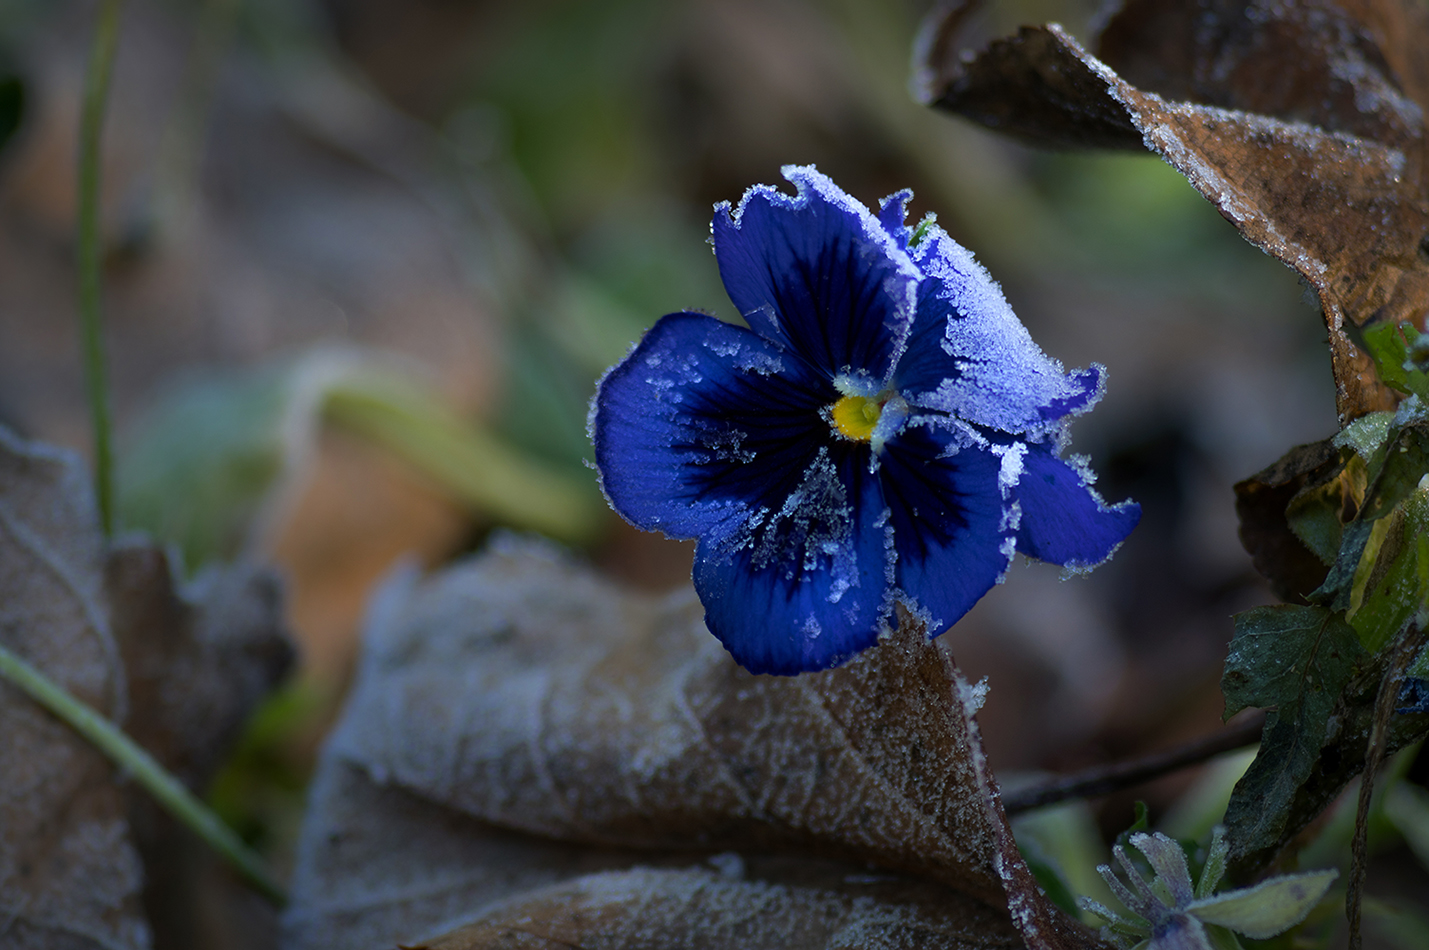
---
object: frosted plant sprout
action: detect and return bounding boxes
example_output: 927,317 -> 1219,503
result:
590,166 -> 1139,675
1082,829 -> 1337,950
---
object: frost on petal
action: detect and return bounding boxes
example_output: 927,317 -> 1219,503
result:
693,447 -> 893,674
711,165 -> 921,384
592,311 -> 834,541
878,189 -> 914,249
1013,443 -> 1140,570
878,424 -> 1013,636
895,226 -> 1103,436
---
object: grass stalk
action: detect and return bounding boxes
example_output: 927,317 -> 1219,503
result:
77,0 -> 123,536
0,642 -> 287,906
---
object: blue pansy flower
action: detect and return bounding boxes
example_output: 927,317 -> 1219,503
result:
590,166 -> 1138,675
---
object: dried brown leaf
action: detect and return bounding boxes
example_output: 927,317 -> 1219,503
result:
106,542 -> 293,949
1233,438 -> 1343,602
411,864 -> 1023,950
284,733 -> 668,950
285,538 -> 1107,950
108,543 -> 293,792
0,427 -> 149,950
915,0 -> 1429,421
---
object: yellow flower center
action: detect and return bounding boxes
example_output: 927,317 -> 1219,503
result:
830,393 -> 887,442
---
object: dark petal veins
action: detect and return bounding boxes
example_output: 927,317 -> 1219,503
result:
1014,443 -> 1141,568
880,422 -> 1013,635
712,165 -> 920,384
894,226 -> 1103,434
693,444 -> 892,675
592,311 -> 834,540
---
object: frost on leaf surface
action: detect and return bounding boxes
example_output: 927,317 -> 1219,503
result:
916,0 -> 1429,422
0,427 -> 150,950
285,537 -> 1111,950
592,166 -> 1138,674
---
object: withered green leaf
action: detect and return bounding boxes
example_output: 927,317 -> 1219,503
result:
285,538 -> 1109,950
916,0 -> 1429,422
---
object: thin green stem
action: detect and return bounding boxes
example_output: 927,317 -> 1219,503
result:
0,642 -> 287,906
77,0 -> 123,537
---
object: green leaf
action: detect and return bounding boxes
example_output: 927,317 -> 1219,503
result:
1347,491 -> 1429,653
1331,411 -> 1394,467
1187,869 -> 1337,939
1194,827 -> 1228,901
1221,606 -> 1367,856
1355,423 -> 1429,525
1361,322 -> 1429,401
1285,473 -> 1349,566
1313,422 -> 1429,608
1222,606 -> 1366,718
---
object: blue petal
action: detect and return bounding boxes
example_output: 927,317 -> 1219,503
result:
1014,443 -> 1140,568
880,422 -> 1014,635
894,226 -> 1105,434
711,165 -> 920,385
592,311 -> 834,540
693,444 -> 892,675
1396,677 -> 1429,715
878,189 -> 913,250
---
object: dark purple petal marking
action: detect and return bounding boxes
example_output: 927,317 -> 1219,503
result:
878,422 -> 1013,634
896,227 -> 1103,436
592,311 -> 832,540
1013,443 -> 1140,569
712,165 -> 919,386
692,447 -> 891,675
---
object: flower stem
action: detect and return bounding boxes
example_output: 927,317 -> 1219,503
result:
0,642 -> 287,906
77,0 -> 123,537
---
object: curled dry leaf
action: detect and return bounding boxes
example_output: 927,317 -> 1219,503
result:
915,0 -> 1429,422
1232,438 -> 1343,603
0,426 -> 149,950
285,537 -> 1108,950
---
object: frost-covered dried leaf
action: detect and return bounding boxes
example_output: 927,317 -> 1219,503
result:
0,426 -> 150,950
106,541 -> 293,948
286,538 -> 1107,950
107,542 -> 292,792
412,865 -> 1023,950
915,0 -> 1429,421
284,751 -> 667,950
